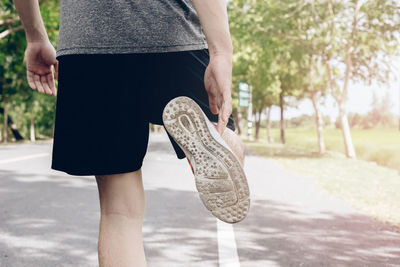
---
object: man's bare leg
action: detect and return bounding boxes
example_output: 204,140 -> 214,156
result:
95,169 -> 147,267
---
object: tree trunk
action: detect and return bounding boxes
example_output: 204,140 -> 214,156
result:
310,91 -> 326,154
235,106 -> 243,136
324,41 -> 357,158
336,1 -> 358,159
255,121 -> 260,140
279,90 -> 285,144
254,109 -> 261,141
339,103 -> 356,158
0,107 -> 24,141
266,106 -> 272,143
247,93 -> 253,140
10,121 -> 23,141
51,123 -> 55,138
309,57 -> 325,154
0,123 -> 2,142
30,117 -> 36,142
3,96 -> 7,144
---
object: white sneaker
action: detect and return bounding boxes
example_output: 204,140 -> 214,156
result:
162,96 -> 250,223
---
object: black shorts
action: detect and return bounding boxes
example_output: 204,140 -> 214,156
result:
51,49 -> 236,176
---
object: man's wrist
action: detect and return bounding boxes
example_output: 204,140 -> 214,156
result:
209,46 -> 233,56
208,39 -> 233,57
26,29 -> 48,43
209,49 -> 233,62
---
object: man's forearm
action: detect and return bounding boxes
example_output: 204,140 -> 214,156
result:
12,0 -> 48,42
192,0 -> 233,56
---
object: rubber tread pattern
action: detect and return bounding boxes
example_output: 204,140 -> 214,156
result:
162,96 -> 250,223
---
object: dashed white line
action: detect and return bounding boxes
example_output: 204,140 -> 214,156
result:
0,153 -> 50,164
217,218 -> 241,267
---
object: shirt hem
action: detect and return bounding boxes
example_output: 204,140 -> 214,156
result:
56,43 -> 209,59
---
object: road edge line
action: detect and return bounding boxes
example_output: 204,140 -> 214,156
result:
217,218 -> 241,267
0,153 -> 50,164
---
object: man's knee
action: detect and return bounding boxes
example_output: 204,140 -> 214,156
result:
96,170 -> 145,220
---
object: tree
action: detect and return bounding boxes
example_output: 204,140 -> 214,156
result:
0,0 -> 59,142
229,0 -> 305,144
248,48 -> 280,141
229,0 -> 400,156
323,0 -> 400,158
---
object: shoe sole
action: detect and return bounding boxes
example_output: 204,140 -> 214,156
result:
162,96 -> 250,223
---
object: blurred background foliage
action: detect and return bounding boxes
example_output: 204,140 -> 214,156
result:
0,0 -> 59,142
228,0 -> 400,170
0,0 -> 399,169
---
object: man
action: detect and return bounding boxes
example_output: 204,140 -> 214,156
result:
13,0 -> 250,266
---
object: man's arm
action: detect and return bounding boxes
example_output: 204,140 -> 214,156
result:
192,0 -> 233,136
13,0 -> 48,42
192,0 -> 233,56
13,0 -> 58,96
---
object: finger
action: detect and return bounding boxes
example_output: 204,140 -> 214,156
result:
46,72 -> 57,96
204,74 -> 220,114
216,110 -> 228,136
208,93 -> 219,115
206,82 -> 220,114
217,92 -> 224,112
216,98 -> 232,136
55,60 -> 59,81
27,70 -> 36,90
41,75 -> 53,95
34,74 -> 45,93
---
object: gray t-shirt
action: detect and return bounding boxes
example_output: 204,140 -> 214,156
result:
56,0 -> 208,58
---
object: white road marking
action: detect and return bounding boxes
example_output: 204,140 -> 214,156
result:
217,219 -> 241,267
0,153 -> 49,164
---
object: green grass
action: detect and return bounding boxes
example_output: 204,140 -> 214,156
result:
251,127 -> 400,170
244,138 -> 400,229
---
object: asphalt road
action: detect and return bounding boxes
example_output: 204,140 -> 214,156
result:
1,132 -> 400,267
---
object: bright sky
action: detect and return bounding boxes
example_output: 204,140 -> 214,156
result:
268,59 -> 400,122
268,81 -> 400,122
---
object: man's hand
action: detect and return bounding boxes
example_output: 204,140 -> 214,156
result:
25,40 -> 58,96
192,0 -> 234,136
204,52 -> 233,136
